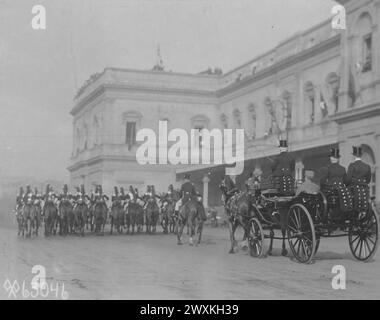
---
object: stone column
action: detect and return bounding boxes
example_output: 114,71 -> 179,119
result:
295,158 -> 304,185
202,174 -> 210,209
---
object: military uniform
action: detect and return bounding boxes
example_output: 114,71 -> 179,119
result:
320,148 -> 353,212
271,140 -> 295,195
23,186 -> 35,205
345,147 -> 371,211
175,174 -> 207,221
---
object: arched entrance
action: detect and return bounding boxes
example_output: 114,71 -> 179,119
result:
361,144 -> 376,198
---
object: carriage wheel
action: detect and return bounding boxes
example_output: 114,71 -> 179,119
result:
348,207 -> 379,262
287,204 -> 316,264
248,218 -> 266,258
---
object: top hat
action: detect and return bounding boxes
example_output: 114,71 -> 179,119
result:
352,146 -> 362,157
80,184 -> 85,194
279,140 -> 288,148
330,148 -> 340,158
45,184 -> 50,194
75,186 -> 80,192
63,184 -> 68,192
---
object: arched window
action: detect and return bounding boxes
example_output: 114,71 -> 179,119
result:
191,114 -> 210,147
233,108 -> 242,128
247,103 -> 256,139
354,12 -> 373,73
326,72 -> 340,113
282,91 -> 292,130
83,123 -> 88,150
304,81 -> 315,123
220,113 -> 228,129
122,111 -> 142,149
93,115 -> 100,146
76,127 -> 80,154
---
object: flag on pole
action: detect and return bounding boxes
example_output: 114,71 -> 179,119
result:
320,90 -> 328,118
348,66 -> 357,107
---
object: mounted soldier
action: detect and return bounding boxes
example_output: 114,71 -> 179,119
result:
345,146 -> 371,212
16,187 -> 24,209
175,174 -> 207,221
271,140 -> 295,195
23,185 -> 34,206
320,148 -> 353,214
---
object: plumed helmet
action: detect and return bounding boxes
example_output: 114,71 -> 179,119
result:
34,187 -> 39,195
114,186 -> 119,195
120,187 -> 125,195
26,185 -> 31,192
19,187 -> 24,196
45,184 -> 50,194
80,184 -> 85,194
76,186 -> 80,192
63,184 -> 68,193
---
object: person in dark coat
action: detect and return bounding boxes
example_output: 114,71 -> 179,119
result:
271,140 -> 295,195
320,148 -> 353,212
345,146 -> 371,211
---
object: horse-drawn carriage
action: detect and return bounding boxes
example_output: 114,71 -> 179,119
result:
247,188 -> 379,264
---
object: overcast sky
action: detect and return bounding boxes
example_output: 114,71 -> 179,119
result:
0,0 -> 337,181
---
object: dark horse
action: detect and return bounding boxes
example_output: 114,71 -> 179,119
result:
58,200 -> 74,236
93,201 -> 107,235
44,201 -> 58,236
22,202 -> 40,237
220,185 -> 251,254
110,201 -> 124,235
176,198 -> 204,246
73,202 -> 88,236
126,201 -> 144,234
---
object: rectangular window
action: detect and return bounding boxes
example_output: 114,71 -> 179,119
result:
126,121 -> 136,146
362,34 -> 372,72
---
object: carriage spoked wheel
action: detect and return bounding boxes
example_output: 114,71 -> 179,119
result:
286,204 -> 316,264
348,207 -> 379,262
248,218 -> 266,258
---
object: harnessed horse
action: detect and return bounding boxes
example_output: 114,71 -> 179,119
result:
220,184 -> 251,253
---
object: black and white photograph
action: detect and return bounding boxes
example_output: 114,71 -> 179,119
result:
0,0 -> 379,302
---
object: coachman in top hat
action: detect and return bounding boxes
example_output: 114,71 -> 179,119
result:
320,148 -> 353,213
271,140 -> 295,195
345,146 -> 371,211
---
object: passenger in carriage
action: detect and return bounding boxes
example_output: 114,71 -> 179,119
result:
245,172 -> 261,196
271,140 -> 295,195
345,146 -> 371,211
319,148 -> 353,213
295,170 -> 320,196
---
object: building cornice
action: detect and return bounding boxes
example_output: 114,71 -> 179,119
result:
217,35 -> 341,98
330,101 -> 380,124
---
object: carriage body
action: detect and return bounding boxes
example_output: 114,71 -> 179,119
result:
247,187 -> 379,263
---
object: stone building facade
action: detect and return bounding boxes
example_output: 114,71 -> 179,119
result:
69,0 -> 380,207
